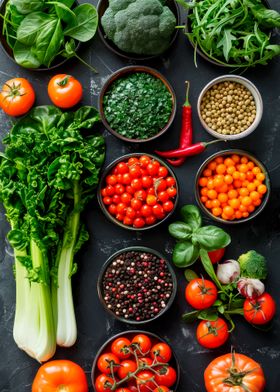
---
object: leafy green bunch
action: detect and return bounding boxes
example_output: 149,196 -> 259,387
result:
178,0 -> 280,67
168,205 -> 231,268
2,0 -> 98,68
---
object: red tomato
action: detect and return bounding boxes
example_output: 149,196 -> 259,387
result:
106,175 -> 117,186
166,187 -> 177,198
105,185 -> 115,196
126,207 -> 136,219
118,360 -> 137,379
136,370 -> 157,392
155,179 -> 167,192
133,217 -> 145,228
139,155 -> 151,167
129,165 -> 142,178
128,157 -> 139,166
116,389 -> 131,392
32,360 -> 88,392
139,357 -> 153,367
131,198 -> 142,210
97,353 -> 120,374
123,216 -> 133,225
122,173 -> 131,185
145,216 -> 157,225
103,197 -> 112,205
150,343 -> 172,363
141,204 -> 153,217
158,166 -> 168,177
185,279 -> 218,310
95,374 -> 114,392
108,204 -> 117,215
112,194 -> 121,204
115,184 -> 125,195
243,293 -> 276,325
147,161 -> 160,176
166,177 -> 176,187
134,190 -> 147,201
163,201 -> 174,212
152,204 -> 164,217
208,248 -> 226,264
0,78 -> 35,116
131,334 -> 152,355
121,192 -> 132,204
196,318 -> 229,349
157,191 -> 169,203
111,337 -> 131,360
155,366 -> 177,388
154,387 -> 169,392
48,74 -> 82,108
142,176 -> 153,188
131,178 -> 143,190
116,162 -> 129,174
146,194 -> 157,206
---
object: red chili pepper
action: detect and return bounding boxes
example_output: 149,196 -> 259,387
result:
155,139 -> 224,159
168,81 -> 193,167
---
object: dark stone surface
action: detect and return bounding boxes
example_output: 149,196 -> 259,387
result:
0,1 -> 280,391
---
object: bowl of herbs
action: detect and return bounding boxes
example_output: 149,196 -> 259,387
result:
99,66 -> 177,143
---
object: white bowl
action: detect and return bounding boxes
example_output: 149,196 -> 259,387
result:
197,75 -> 263,140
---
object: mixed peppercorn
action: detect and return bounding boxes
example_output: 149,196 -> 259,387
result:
101,250 -> 174,322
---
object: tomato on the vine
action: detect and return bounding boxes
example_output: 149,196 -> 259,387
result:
185,279 -> 218,310
243,292 -> 276,325
154,366 -> 177,387
97,353 -> 120,374
139,357 -> 153,366
131,334 -> 152,355
118,360 -> 137,379
196,318 -> 229,348
136,370 -> 157,392
116,388 -> 131,392
111,337 -> 131,360
154,387 -> 170,392
95,374 -> 115,392
150,343 -> 172,363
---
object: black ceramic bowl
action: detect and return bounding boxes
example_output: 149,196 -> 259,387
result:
97,0 -> 180,61
91,330 -> 181,391
99,65 -> 177,143
97,246 -> 177,325
195,149 -> 271,224
185,0 -> 273,68
97,153 -> 179,231
0,0 -> 80,71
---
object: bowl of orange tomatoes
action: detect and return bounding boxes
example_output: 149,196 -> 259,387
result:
91,330 -> 180,392
195,149 -> 270,224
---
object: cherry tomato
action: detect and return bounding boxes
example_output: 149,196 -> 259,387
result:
158,166 -> 169,177
130,178 -> 142,190
196,318 -> 229,348
106,175 -> 117,186
133,217 -> 145,228
150,343 -> 172,363
123,216 -> 133,225
145,216 -> 157,225
0,78 -> 35,116
95,374 -> 114,392
166,177 -> 176,187
147,187 -> 156,195
142,175 -> 153,188
136,370 -> 157,392
116,202 -> 127,215
155,179 -> 167,192
111,337 -> 131,360
146,194 -> 157,206
32,360 -> 88,392
105,185 -> 115,196
97,353 -> 120,374
103,197 -> 112,205
131,334 -> 152,355
116,213 -> 125,222
108,204 -> 117,215
116,162 -> 129,174
48,74 -> 82,108
166,187 -> 177,198
163,201 -> 174,213
116,389 -> 131,392
158,191 -> 169,203
122,173 -> 131,185
154,387 -> 169,392
115,184 -> 125,195
116,174 -> 123,183
134,190 -> 147,201
118,360 -> 137,379
139,357 -> 153,367
243,293 -> 276,325
152,204 -> 164,217
131,198 -> 142,210
147,161 -> 160,176
141,204 -> 153,217
126,207 -> 136,219
139,155 -> 151,167
185,279 -> 218,310
126,185 -> 134,194
208,248 -> 225,264
112,194 -> 121,204
129,165 -> 142,178
121,193 -> 132,204
154,366 -> 177,388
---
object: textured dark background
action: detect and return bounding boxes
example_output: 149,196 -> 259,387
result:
0,0 -> 280,391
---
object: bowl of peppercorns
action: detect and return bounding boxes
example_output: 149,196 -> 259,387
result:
197,75 -> 263,140
97,247 -> 177,324
98,153 -> 179,230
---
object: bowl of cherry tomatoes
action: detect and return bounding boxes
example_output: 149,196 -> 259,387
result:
195,149 -> 270,224
92,330 -> 180,392
98,153 -> 179,230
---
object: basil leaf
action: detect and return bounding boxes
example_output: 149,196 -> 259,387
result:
13,41 -> 41,68
184,269 -> 199,282
168,222 -> 193,240
198,309 -> 218,321
64,4 -> 98,42
193,225 -> 231,251
172,241 -> 199,268
180,205 -> 202,230
182,310 -> 200,323
200,249 -> 223,290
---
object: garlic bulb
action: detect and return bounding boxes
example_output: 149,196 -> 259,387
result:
217,259 -> 240,284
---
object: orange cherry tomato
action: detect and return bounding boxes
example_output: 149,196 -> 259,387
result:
48,74 -> 83,108
32,360 -> 88,392
204,352 -> 265,392
0,78 -> 35,116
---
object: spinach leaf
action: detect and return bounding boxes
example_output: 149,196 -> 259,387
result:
17,12 -> 55,46
192,225 -> 231,251
56,0 -> 76,7
13,41 -> 41,68
10,0 -> 45,15
168,222 -> 193,240
49,1 -> 77,25
173,241 -> 199,268
35,18 -> 63,67
180,205 -> 202,230
64,4 -> 98,42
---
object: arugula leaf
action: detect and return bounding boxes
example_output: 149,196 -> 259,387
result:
217,29 -> 236,62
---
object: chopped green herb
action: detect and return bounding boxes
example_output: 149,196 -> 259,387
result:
103,72 -> 173,140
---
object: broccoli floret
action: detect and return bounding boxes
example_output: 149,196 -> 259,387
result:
238,250 -> 268,280
101,0 -> 176,55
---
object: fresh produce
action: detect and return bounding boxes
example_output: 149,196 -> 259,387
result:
198,153 -> 268,220
237,278 -> 265,299
208,248 -> 225,264
32,359 -> 88,392
168,204 -> 230,267
94,333 -> 177,391
2,0 -> 98,69
0,105 -> 105,361
0,77 -> 35,116
200,81 -> 257,136
216,259 -> 240,284
103,73 -> 173,140
101,250 -> 174,322
243,292 -> 276,325
48,74 -> 83,108
155,139 -> 223,159
196,318 -> 229,349
166,81 -> 193,167
238,250 -> 268,279
204,351 -> 266,391
179,0 -> 280,67
185,278 -> 218,310
101,155 -> 177,228
101,0 -> 176,55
